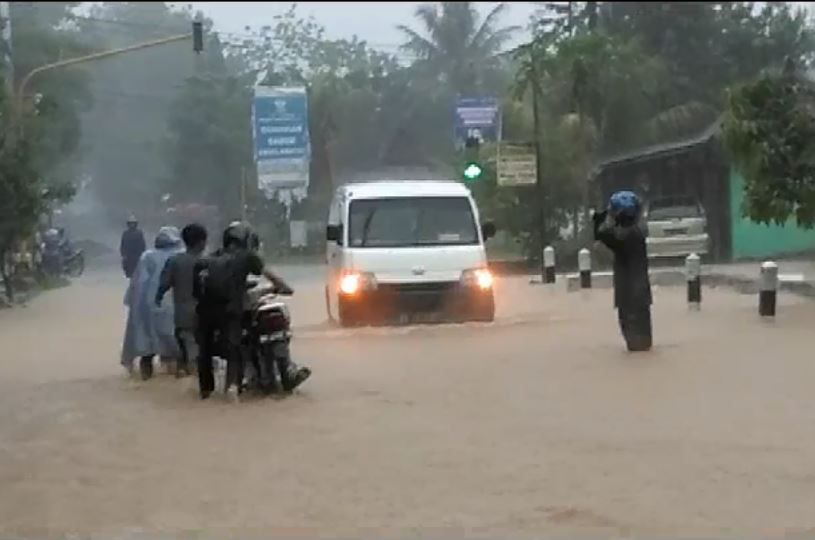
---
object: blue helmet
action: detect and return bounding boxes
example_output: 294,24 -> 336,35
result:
608,190 -> 641,218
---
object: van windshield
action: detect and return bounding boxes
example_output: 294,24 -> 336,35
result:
348,196 -> 479,248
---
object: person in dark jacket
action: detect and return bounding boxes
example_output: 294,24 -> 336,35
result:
120,216 -> 147,279
593,190 -> 653,352
193,222 -> 310,401
156,223 -> 208,378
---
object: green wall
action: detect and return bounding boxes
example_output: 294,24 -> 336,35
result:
730,170 -> 815,259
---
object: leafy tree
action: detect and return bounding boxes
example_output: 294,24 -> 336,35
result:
1,2 -> 89,300
162,36 -> 251,219
397,2 -> 520,93
222,4 -> 449,223
722,69 -> 815,228
599,2 -> 815,143
75,2 -> 199,220
9,1 -> 93,186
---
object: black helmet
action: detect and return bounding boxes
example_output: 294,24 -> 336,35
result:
222,221 -> 252,249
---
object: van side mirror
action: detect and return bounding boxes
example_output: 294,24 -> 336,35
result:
481,222 -> 496,240
326,224 -> 342,243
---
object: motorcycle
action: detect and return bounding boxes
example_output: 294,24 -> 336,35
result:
40,229 -> 84,278
40,245 -> 85,278
236,277 -> 309,395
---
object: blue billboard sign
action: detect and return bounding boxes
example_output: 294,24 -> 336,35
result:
454,96 -> 500,146
252,86 -> 310,194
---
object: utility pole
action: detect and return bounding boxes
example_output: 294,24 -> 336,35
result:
16,32 -> 195,115
531,64 -> 546,256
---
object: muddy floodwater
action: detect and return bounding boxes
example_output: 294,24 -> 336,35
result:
2,266 -> 815,539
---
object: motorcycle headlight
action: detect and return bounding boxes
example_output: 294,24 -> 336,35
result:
461,268 -> 493,290
339,271 -> 377,296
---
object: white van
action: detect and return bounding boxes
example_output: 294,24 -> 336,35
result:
325,181 -> 496,327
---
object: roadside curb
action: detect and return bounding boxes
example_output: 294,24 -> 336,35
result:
557,269 -> 815,299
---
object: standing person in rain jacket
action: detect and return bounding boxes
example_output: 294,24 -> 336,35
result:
593,190 -> 653,352
156,223 -> 208,378
120,215 -> 147,279
121,227 -> 185,379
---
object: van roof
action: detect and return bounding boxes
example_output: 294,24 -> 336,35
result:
338,180 -> 472,200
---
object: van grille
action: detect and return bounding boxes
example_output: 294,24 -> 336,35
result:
377,282 -> 460,295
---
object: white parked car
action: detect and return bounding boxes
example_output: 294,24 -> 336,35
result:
643,196 -> 709,258
325,181 -> 496,327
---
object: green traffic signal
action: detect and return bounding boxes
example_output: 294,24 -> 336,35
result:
463,162 -> 483,181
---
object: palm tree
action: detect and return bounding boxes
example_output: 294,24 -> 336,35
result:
397,2 -> 521,92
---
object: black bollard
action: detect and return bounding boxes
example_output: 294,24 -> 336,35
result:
543,245 -> 556,284
759,261 -> 778,317
578,248 -> 591,289
686,253 -> 701,310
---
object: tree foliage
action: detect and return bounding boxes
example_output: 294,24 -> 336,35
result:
1,2 -> 87,298
507,0 -> 815,247
397,2 -> 519,93
76,2 -> 198,219
723,71 -> 815,227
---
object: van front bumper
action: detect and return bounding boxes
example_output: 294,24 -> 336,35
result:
338,281 -> 495,325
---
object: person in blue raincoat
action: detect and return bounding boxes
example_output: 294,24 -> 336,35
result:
121,226 -> 185,379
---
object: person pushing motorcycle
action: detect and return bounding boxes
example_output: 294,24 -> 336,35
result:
193,222 -> 310,400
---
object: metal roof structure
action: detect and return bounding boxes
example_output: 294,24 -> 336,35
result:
592,117 -> 724,178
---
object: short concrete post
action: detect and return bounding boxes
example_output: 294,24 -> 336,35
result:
686,253 -> 701,310
578,248 -> 592,289
759,261 -> 778,317
543,245 -> 556,284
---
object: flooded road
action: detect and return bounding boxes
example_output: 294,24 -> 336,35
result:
2,266 -> 815,538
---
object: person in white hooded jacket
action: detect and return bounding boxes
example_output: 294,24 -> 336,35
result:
121,226 -> 185,379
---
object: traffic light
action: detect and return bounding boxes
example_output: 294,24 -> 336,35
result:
192,21 -> 203,53
463,161 -> 483,181
462,135 -> 482,181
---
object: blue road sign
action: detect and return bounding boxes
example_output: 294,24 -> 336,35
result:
252,86 -> 310,193
454,96 -> 500,145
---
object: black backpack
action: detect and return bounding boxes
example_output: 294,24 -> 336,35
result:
195,251 -> 238,304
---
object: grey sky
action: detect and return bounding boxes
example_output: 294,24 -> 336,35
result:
185,2 -> 538,52
175,1 -> 815,62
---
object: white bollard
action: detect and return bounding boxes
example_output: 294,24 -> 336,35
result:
543,246 -> 556,284
759,261 -> 778,317
686,253 -> 701,310
578,248 -> 592,289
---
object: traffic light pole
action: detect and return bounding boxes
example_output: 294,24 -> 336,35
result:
16,32 -> 193,115
3,24 -> 200,163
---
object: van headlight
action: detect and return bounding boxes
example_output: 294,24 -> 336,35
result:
339,271 -> 377,296
461,268 -> 493,290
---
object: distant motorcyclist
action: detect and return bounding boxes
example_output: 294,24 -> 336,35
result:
120,215 -> 147,279
593,190 -> 653,352
41,228 -> 63,275
193,222 -> 310,400
56,227 -> 77,259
